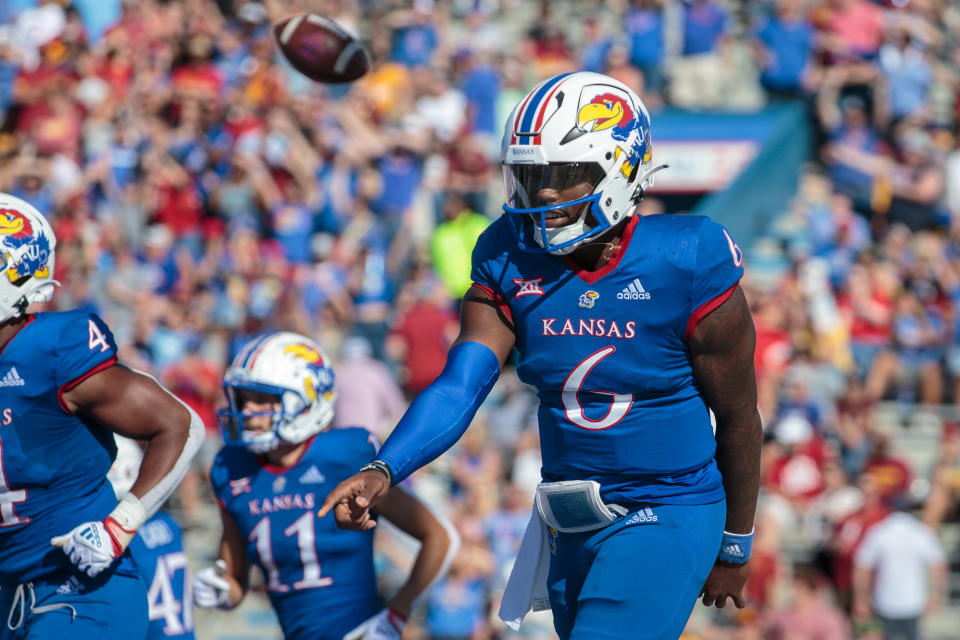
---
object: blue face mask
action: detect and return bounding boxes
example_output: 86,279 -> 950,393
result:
502,162 -> 609,254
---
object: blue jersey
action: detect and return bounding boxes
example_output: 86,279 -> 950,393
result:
0,311 -> 138,585
210,428 -> 382,640
129,512 -> 194,639
471,214 -> 744,506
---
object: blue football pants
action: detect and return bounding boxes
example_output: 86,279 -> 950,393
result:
0,568 -> 147,640
547,500 -> 726,640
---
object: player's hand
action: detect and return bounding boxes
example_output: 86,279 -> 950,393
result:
317,470 -> 390,531
342,608 -> 406,640
50,518 -> 127,578
193,561 -> 232,609
699,560 -> 749,609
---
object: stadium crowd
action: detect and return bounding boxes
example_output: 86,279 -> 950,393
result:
1,0 -> 959,638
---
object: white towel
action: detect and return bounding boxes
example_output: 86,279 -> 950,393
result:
498,506 -> 552,630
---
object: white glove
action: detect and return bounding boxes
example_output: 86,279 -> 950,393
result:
193,563 -> 232,609
50,518 -> 126,577
343,608 -> 406,640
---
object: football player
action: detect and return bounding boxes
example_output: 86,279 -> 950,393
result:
0,193 -> 204,639
108,436 -> 194,640
193,331 -> 458,640
320,71 -> 763,640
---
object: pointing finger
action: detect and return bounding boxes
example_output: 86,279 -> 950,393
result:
317,480 -> 357,518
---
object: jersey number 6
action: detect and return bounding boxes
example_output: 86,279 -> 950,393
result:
562,346 -> 633,431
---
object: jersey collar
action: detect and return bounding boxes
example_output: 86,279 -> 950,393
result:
563,216 -> 639,285
257,434 -> 318,474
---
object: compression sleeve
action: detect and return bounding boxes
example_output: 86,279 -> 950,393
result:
376,341 -> 501,483
132,369 -> 206,518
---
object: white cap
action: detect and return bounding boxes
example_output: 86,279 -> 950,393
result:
775,414 -> 813,446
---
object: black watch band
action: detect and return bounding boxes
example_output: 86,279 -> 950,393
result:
359,460 -> 394,486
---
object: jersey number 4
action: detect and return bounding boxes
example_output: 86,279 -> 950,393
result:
88,319 -> 110,352
0,437 -> 29,527
147,551 -> 193,635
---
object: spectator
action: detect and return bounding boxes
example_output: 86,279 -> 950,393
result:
767,563 -> 850,640
830,472 -> 891,609
625,0 -> 666,97
862,435 -> 913,505
853,499 -> 947,640
332,335 -> 406,438
763,414 -> 835,537
430,192 -> 490,299
923,423 -> 960,529
459,50 -> 501,139
885,128 -> 945,233
578,15 -> 613,75
817,66 -> 890,215
668,0 -> 730,108
878,27 -> 933,124
890,288 -> 945,405
815,0 -> 886,65
387,272 -> 457,397
388,3 -> 439,69
753,0 -> 816,99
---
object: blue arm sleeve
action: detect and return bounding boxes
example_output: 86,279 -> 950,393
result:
376,341 -> 501,483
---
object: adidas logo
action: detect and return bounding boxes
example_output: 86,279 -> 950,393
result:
80,524 -> 103,547
298,465 -> 326,484
56,576 -> 80,595
625,507 -> 658,525
0,367 -> 25,387
722,544 -> 744,559
616,278 -> 651,301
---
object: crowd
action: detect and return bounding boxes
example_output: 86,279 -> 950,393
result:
2,0 -> 959,638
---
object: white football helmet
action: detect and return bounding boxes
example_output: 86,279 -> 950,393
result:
501,71 -> 661,254
0,193 -> 58,322
219,331 -> 336,453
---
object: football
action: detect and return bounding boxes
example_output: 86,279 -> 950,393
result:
273,14 -> 369,84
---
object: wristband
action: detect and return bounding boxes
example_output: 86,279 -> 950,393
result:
105,493 -> 148,554
386,608 -> 407,631
717,528 -> 754,564
359,460 -> 394,486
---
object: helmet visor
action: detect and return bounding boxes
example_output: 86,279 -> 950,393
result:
503,162 -> 606,209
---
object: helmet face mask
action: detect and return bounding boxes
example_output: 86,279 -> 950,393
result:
218,332 -> 336,454
500,72 -> 655,255
0,193 -> 59,322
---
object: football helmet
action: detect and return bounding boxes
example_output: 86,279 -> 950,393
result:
219,331 -> 336,453
0,193 -> 58,323
501,72 -> 661,254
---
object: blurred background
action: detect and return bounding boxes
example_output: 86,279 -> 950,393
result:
3,0 -> 960,637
